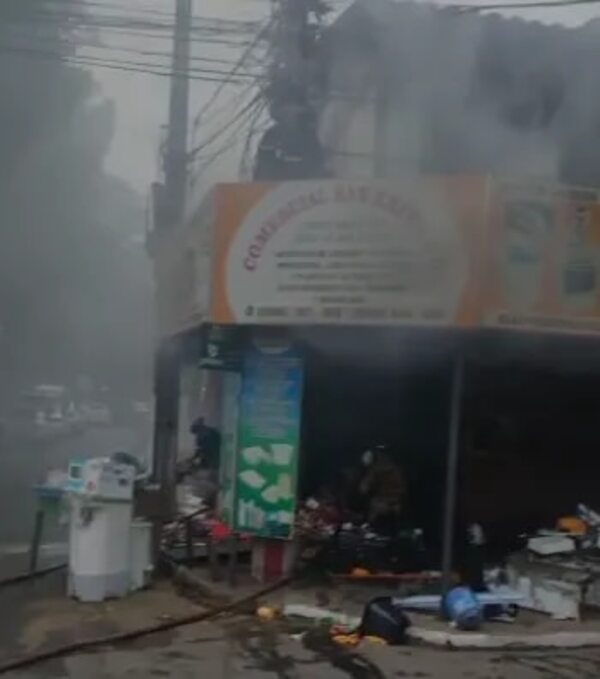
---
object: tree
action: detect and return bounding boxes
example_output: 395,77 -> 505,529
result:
0,0 -> 152,400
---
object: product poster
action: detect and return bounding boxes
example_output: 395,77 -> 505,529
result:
485,181 -> 600,334
233,337 -> 303,539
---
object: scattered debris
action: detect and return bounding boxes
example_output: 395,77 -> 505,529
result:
445,587 -> 483,631
256,605 -> 280,622
556,516 -> 587,536
508,554 -> 587,621
527,535 -> 576,556
360,597 -> 411,644
331,632 -> 360,647
283,604 -> 361,629
394,587 -> 523,612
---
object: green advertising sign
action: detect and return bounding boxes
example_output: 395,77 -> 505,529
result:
218,371 -> 241,525
233,341 -> 303,539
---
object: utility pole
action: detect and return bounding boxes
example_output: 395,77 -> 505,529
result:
279,0 -> 308,86
163,0 -> 192,227
254,0 -> 327,180
150,0 -> 192,521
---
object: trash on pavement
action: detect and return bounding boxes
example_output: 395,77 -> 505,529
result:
283,604 -> 361,629
359,596 -> 411,644
527,535 -> 576,556
257,605 -> 280,621
332,632 -> 361,647
556,516 -> 587,536
394,587 -> 523,612
444,587 -> 483,631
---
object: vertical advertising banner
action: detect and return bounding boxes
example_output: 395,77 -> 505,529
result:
485,181 -> 600,334
218,371 -> 241,526
233,336 -> 303,539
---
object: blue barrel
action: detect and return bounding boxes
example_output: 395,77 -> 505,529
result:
444,586 -> 483,631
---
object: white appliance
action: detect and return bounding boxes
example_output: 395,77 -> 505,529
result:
67,457 -> 135,500
67,458 -> 135,602
129,520 -> 153,591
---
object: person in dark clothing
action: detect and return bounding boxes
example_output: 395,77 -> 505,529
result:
190,417 -> 221,471
340,445 -> 406,528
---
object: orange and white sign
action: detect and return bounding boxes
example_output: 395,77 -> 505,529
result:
484,181 -> 600,334
209,178 -> 487,327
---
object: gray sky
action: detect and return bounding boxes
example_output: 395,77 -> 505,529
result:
95,0 -> 269,200
93,0 -> 600,199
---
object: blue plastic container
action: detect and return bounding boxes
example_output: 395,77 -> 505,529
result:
444,586 -> 483,631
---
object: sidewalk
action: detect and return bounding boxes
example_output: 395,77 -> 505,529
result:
5,563 -> 600,678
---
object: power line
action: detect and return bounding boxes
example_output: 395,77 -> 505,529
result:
95,29 -> 255,47
43,0 -> 179,20
2,17 -> 259,47
188,93 -> 263,159
191,82 -> 258,146
48,0 -> 266,32
96,44 -> 255,69
190,103 -> 267,185
239,101 -> 268,177
2,7 -> 262,35
191,18 -> 272,128
0,41 -> 262,84
0,39 -> 266,80
0,29 -> 263,69
453,0 -> 600,10
5,23 -> 258,48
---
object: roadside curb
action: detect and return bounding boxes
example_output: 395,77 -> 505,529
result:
408,626 -> 600,649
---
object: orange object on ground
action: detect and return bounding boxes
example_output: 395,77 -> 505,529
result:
557,517 -> 587,535
350,567 -> 371,578
256,605 -> 279,621
332,633 -> 360,647
333,571 -> 445,583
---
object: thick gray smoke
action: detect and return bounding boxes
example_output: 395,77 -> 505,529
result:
323,0 -> 600,187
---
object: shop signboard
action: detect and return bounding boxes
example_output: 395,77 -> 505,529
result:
233,336 -> 303,539
158,178 -> 600,339
210,179 -> 486,328
484,181 -> 600,334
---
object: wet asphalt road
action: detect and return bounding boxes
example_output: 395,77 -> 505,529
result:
6,618 -> 600,679
3,427 -> 600,678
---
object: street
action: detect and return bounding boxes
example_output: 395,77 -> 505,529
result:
6,617 -> 600,678
2,423 -> 600,679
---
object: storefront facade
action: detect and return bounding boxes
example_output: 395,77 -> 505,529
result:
151,176 -> 600,580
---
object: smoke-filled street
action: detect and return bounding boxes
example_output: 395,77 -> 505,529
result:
0,423 -> 151,551
6,0 -> 600,676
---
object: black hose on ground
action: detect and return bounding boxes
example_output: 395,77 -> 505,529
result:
0,563 -> 66,589
0,574 -> 292,675
0,510 -> 300,672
